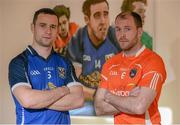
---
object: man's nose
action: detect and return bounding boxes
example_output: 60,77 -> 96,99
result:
120,32 -> 126,38
100,16 -> 106,23
46,27 -> 52,34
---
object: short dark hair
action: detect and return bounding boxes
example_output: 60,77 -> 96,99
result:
115,11 -> 143,28
53,5 -> 70,20
82,0 -> 109,17
121,0 -> 147,12
33,8 -> 58,24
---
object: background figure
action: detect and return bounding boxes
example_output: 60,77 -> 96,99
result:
121,0 -> 152,50
53,5 -> 79,56
8,8 -> 83,124
67,0 -> 121,116
95,12 -> 166,124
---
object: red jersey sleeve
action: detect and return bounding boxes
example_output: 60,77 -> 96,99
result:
139,55 -> 166,93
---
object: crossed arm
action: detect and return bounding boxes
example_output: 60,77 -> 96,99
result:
13,84 -> 84,111
94,86 -> 156,116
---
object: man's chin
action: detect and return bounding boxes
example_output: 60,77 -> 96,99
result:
100,36 -> 106,41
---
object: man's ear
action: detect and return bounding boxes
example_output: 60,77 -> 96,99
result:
138,27 -> 143,37
84,15 -> 89,24
31,23 -> 34,33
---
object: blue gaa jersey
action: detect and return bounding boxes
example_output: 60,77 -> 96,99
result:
68,26 -> 120,89
81,27 -> 119,75
8,46 -> 79,124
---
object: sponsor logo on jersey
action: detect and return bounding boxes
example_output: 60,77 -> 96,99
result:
58,67 -> 66,79
48,82 -> 56,89
110,70 -> 119,76
127,83 -> 136,87
111,89 -> 130,96
30,70 -> 40,76
83,55 -> 91,61
44,67 -> 54,71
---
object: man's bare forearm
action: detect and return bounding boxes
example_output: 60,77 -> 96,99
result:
13,86 -> 70,109
48,86 -> 84,111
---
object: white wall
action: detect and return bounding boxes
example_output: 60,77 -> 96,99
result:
155,0 -> 180,123
0,0 -> 179,123
0,1 -> 3,122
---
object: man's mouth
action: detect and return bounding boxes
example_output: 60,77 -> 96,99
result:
120,39 -> 128,42
43,36 -> 51,39
99,27 -> 106,32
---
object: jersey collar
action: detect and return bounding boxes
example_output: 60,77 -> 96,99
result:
26,45 -> 56,58
122,45 -> 146,58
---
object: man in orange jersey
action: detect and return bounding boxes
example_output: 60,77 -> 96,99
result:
95,11 -> 166,124
121,0 -> 152,50
53,5 -> 79,56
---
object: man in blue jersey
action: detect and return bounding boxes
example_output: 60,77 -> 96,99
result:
67,0 -> 121,116
8,8 -> 84,124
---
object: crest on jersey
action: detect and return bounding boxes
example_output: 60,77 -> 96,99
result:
58,67 -> 66,79
129,68 -> 137,78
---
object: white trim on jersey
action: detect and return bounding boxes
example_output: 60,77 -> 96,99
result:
150,73 -> 160,90
67,82 -> 82,87
101,74 -> 108,81
21,107 -> 25,125
135,45 -> 146,57
122,45 -> 145,57
27,46 -> 33,55
11,82 -> 32,92
142,71 -> 157,78
142,71 -> 163,90
109,64 -> 121,70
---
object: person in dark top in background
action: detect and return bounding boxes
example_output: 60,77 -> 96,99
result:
53,5 -> 79,56
67,0 -> 121,116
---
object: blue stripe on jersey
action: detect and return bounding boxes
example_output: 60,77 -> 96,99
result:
8,46 -> 77,124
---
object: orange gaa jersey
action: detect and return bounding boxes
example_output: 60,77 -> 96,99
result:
100,46 -> 166,124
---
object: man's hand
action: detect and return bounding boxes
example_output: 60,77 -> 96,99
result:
104,91 -> 111,103
59,86 -> 70,96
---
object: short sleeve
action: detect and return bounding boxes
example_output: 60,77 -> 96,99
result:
139,56 -> 166,93
8,57 -> 30,91
64,59 -> 82,87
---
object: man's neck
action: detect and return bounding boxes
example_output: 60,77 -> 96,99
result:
32,44 -> 52,59
87,26 -> 104,47
123,43 -> 143,57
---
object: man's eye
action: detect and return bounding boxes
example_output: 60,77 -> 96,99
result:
51,25 -> 57,29
63,21 -> 67,25
115,28 -> 121,32
104,11 -> 109,17
124,28 -> 130,32
40,24 -> 46,28
94,13 -> 101,19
